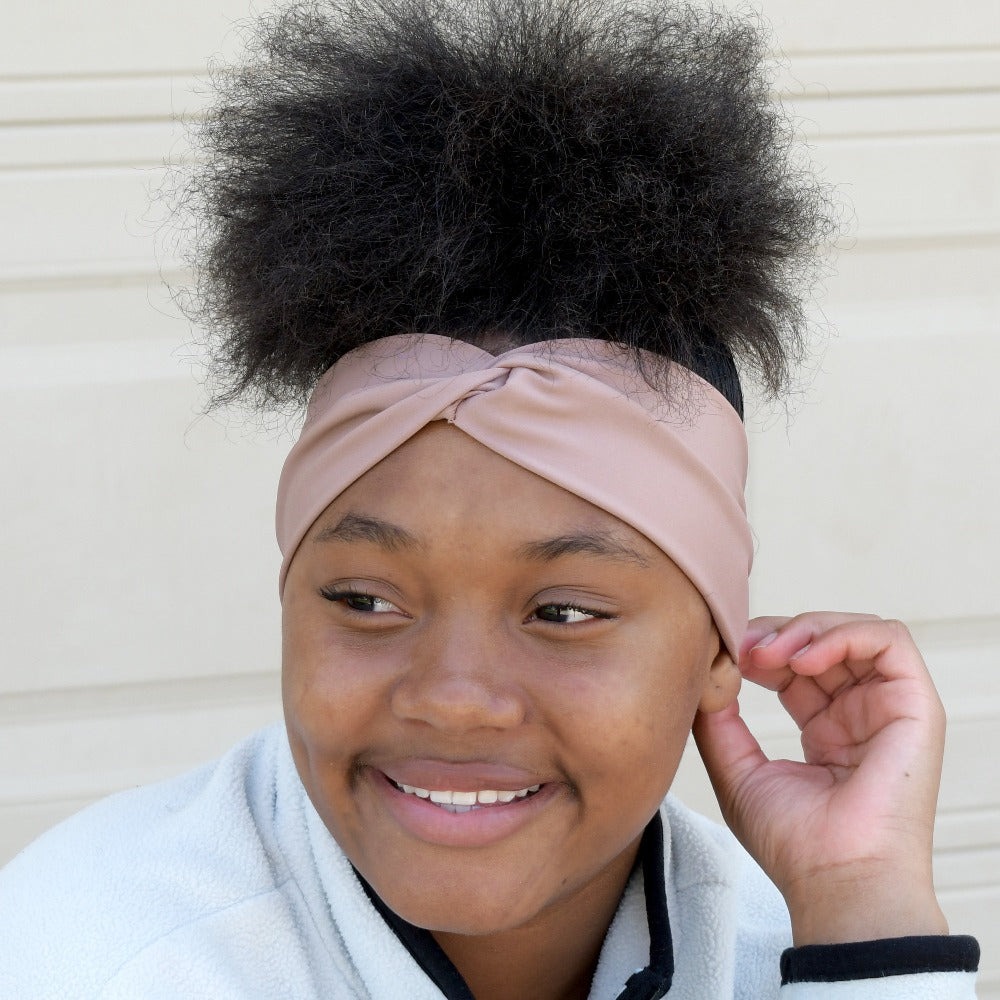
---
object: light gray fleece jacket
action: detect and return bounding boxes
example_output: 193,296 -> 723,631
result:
0,724 -> 979,999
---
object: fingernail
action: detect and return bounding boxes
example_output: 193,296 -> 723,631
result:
752,631 -> 778,650
790,642 -> 812,660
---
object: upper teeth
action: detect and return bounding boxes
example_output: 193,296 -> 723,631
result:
396,783 -> 540,805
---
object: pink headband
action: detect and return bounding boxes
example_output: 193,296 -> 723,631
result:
276,334 -> 752,659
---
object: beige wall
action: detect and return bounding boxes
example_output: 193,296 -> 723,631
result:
2,0 -> 998,992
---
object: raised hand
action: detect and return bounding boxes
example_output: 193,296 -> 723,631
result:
692,612 -> 950,945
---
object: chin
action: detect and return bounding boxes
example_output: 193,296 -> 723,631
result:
372,872 -> 548,936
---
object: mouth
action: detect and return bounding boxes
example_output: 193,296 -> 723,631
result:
372,767 -> 556,846
387,777 -> 543,813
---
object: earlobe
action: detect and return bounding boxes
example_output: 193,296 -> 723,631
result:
698,647 -> 742,714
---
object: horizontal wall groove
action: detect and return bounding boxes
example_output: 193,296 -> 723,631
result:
2,116 -> 177,129
789,87 -> 1000,101
7,233 -> 997,288
843,228 -> 1000,248
782,44 -> 1000,59
845,235 -> 1000,255
3,47 -> 998,81
0,159 -> 173,173
938,884 -> 1000,902
0,70 -> 206,85
817,127 -> 1000,141
933,839 -> 1000,857
814,131 -> 1000,148
0,262 -> 187,288
0,164 -> 165,180
0,671 -> 279,723
6,56 -> 999,124
0,789 -> 133,811
938,803 -> 1000,816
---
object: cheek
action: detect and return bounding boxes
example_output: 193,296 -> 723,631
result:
543,650 -> 701,795
280,605 -> 393,767
561,636 -> 708,797
280,611 -> 394,849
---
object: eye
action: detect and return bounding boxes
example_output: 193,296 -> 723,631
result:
531,603 -> 611,625
320,589 -> 401,614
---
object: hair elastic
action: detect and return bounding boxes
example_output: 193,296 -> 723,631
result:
276,334 -> 752,659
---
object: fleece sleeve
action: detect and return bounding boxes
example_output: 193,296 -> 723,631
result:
778,935 -> 980,999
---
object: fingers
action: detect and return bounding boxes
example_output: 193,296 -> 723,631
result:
740,616 -> 792,658
701,612 -> 947,934
740,614 -> 877,730
740,614 -> 874,695
778,618 -> 926,683
740,613 -> 943,735
744,612 -> 882,669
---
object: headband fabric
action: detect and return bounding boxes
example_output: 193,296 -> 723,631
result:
276,334 -> 752,659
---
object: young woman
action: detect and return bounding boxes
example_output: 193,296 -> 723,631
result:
0,1 -> 980,997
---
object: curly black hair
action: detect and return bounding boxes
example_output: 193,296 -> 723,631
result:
182,0 -> 835,413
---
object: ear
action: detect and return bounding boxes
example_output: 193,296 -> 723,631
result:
697,644 -> 741,714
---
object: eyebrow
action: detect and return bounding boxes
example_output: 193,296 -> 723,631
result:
516,530 -> 650,568
312,513 -> 421,551
313,513 -> 649,568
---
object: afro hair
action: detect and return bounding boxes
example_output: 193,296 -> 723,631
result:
182,0 -> 835,413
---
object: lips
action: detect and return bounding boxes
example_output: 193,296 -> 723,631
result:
367,761 -> 557,846
389,778 -> 542,812
379,757 -> 548,794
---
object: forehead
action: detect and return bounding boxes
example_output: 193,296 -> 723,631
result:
306,422 -> 665,562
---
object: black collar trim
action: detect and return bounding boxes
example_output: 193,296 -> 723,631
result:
356,875 -> 475,1000
615,811 -> 673,1000
354,812 -> 674,1000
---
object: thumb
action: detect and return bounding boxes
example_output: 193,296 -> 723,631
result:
691,701 -> 768,815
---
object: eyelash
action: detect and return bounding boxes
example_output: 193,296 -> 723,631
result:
319,589 -> 400,615
319,589 -> 613,625
530,603 -> 613,625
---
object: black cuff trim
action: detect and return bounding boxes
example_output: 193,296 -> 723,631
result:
780,935 -> 980,984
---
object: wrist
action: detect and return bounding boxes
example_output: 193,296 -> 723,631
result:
785,872 -> 948,947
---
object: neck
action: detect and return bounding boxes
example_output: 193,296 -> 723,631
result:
431,837 -> 641,1000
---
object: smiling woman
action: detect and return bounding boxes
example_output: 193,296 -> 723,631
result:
282,426 -> 731,962
0,0 -> 984,998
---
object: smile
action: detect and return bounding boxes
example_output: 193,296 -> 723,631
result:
389,779 -> 542,812
373,768 -> 556,846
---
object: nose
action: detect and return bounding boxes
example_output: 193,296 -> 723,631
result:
390,617 -> 527,733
